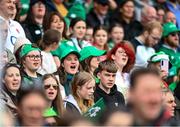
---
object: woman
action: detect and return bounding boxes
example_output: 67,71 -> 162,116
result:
22,0 -> 46,44
80,46 -> 106,75
93,26 -> 109,51
107,41 -> 135,100
67,18 -> 91,51
64,71 -> 95,115
43,11 -> 68,68
42,74 -> 64,117
0,63 -> 22,118
55,45 -> 80,97
38,29 -> 61,75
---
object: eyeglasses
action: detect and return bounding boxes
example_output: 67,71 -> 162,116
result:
44,84 -> 59,90
150,34 -> 161,42
26,55 -> 42,60
169,32 -> 179,37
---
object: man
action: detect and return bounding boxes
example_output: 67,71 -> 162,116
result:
17,89 -> 47,126
158,22 -> 180,67
20,44 -> 42,90
128,68 -> 173,126
131,21 -> 162,67
141,5 -> 157,26
0,0 -> 26,52
94,60 -> 125,109
86,0 -> 109,28
164,11 -> 177,25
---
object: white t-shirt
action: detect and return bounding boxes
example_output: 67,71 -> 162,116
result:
5,19 -> 26,52
37,51 -> 57,75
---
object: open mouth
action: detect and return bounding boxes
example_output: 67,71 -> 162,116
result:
70,65 -> 76,69
48,91 -> 54,95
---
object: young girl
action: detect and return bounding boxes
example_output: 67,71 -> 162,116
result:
108,24 -> 124,49
42,74 -> 64,116
67,18 -> 91,51
107,41 -> 135,100
64,71 -> 95,115
93,26 -> 109,51
38,29 -> 61,75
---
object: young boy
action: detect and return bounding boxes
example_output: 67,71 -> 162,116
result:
94,60 -> 125,108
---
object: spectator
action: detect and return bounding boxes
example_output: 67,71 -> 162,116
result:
84,26 -> 94,44
131,21 -> 162,67
128,68 -> 171,126
0,0 -> 26,53
22,0 -> 46,44
147,52 -> 169,87
42,74 -> 64,116
86,0 -> 109,28
166,0 -> 180,28
38,29 -> 61,75
164,11 -> 177,25
16,89 -> 48,126
158,22 -> 180,67
0,63 -> 21,118
162,88 -> 176,117
55,45 -> 80,97
43,11 -> 68,68
108,23 -> 124,50
94,60 -> 125,109
80,46 -> 106,76
93,26 -> 109,51
107,42 -> 135,100
67,18 -> 91,51
156,6 -> 165,24
110,0 -> 142,41
64,71 -> 95,115
141,5 -> 157,26
20,44 -> 42,90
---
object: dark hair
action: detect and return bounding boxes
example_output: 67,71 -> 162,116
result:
43,11 -> 68,39
17,88 -> 47,106
119,0 -> 134,8
93,25 -> 109,50
97,60 -> 118,73
80,57 -> 93,73
108,23 -> 123,33
2,63 -> 21,79
70,17 -> 86,29
42,74 -> 64,116
39,29 -> 61,50
130,68 -> 160,89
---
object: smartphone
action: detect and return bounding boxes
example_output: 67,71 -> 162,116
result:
160,60 -> 169,72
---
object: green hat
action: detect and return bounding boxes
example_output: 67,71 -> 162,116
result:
67,3 -> 86,20
43,108 -> 58,117
148,51 -> 169,63
163,22 -> 180,37
169,66 -> 177,77
20,44 -> 40,58
80,46 -> 106,61
19,0 -> 30,16
60,45 -> 80,60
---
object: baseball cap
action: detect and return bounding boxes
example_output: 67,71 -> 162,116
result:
20,44 -> 40,58
163,22 -> 180,37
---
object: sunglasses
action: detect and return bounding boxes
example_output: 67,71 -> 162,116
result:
44,84 -> 59,90
170,32 -> 179,37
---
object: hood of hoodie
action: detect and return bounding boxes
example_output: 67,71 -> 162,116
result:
64,94 -> 82,114
96,84 -> 118,96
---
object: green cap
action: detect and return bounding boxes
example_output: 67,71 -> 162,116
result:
80,46 -> 106,61
67,3 -> 86,20
20,44 -> 40,58
148,51 -> 169,63
163,22 -> 180,37
43,107 -> 58,117
19,0 -> 30,16
60,45 -> 80,60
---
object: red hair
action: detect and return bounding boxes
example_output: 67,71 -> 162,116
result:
107,41 -> 135,73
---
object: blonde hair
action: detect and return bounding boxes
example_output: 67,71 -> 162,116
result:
143,21 -> 162,34
71,71 -> 94,113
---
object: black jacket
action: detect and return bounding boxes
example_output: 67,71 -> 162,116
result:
94,84 -> 125,109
